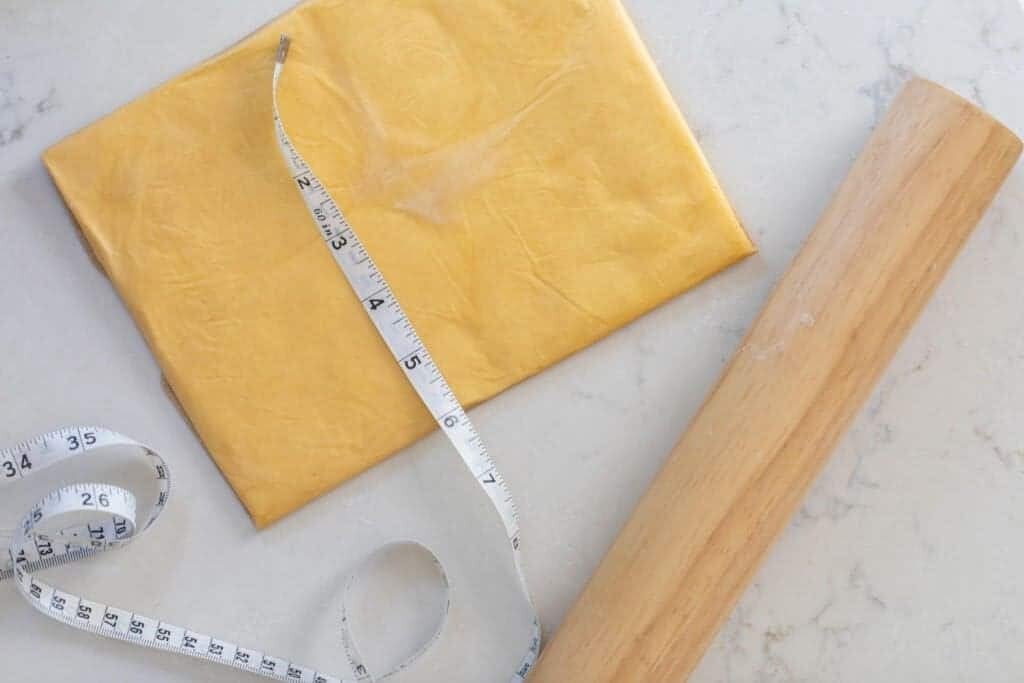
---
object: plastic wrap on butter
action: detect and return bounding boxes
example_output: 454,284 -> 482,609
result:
43,0 -> 754,527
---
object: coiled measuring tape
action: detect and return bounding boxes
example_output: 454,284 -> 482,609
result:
1,35 -> 539,682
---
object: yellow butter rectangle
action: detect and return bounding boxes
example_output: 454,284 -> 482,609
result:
44,0 -> 754,527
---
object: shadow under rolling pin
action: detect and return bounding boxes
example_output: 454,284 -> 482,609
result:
529,77 -> 1023,682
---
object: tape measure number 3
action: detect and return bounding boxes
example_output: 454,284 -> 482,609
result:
1,35 -> 540,683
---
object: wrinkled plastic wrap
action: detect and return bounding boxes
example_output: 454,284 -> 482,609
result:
43,0 -> 754,527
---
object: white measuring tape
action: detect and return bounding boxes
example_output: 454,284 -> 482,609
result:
1,35 -> 539,682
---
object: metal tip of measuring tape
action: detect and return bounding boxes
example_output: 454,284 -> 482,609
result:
276,34 -> 291,64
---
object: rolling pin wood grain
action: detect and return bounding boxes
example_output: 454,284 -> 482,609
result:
530,78 -> 1022,682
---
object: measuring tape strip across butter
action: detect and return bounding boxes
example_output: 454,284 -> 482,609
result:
1,36 -> 540,682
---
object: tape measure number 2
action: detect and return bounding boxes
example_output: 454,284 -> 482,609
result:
1,35 -> 539,683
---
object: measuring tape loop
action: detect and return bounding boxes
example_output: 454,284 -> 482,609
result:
338,539 -> 452,680
3,34 -> 540,683
0,427 -> 427,682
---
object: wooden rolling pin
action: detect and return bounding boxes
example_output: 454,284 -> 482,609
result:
530,78 -> 1022,682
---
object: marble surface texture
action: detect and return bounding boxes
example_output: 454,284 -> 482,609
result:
2,1 -> 1024,681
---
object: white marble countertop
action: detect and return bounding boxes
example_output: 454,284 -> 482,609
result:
2,1 -> 1023,681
